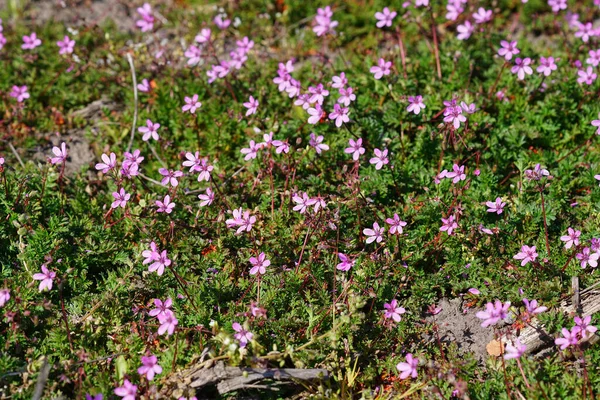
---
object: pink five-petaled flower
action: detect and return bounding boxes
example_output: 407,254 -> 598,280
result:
156,194 -> 175,214
523,298 -> 548,315
138,355 -> 162,381
576,247 -> 599,268
329,104 -> 350,127
243,96 -> 259,116
443,106 -> 466,129
292,192 -> 311,214
149,298 -> 172,318
407,95 -> 426,115
513,245 -> 538,266
396,354 -> 418,379
338,87 -> 356,107
307,104 -> 324,125
575,22 -> 595,43
57,35 -> 75,55
225,208 -> 256,234
336,253 -> 355,271
249,252 -> 270,275
386,213 -> 407,235
486,197 -> 506,214
574,316 -> 598,340
0,289 -> 10,307
157,311 -> 178,335
139,119 -> 160,142
524,164 -> 549,181
504,339 -> 527,360
473,7 -> 492,24
445,164 -> 466,183
345,138 -> 365,160
136,3 -> 155,32
114,379 -> 137,400
313,6 -> 338,37
232,322 -> 253,347
272,140 -> 290,154
198,188 -> 214,207
476,300 -> 511,327
331,72 -> 347,89
241,140 -> 261,160
370,58 -> 392,80
383,299 -> 405,322
587,49 -> 600,67
22,32 -> 42,50
498,40 -> 519,61
560,227 -> 581,249
363,222 -> 385,244
537,56 -> 557,76
137,79 -> 150,92
182,94 -> 202,113
375,7 -> 396,28
548,0 -> 567,13
511,58 -> 533,80
369,148 -> 389,170
457,20 -> 474,40
578,67 -> 597,85
149,249 -> 171,276
111,188 -> 131,209
50,142 -> 68,165
309,133 -> 329,155
95,152 -> 117,173
158,168 -> 183,187
555,327 -> 580,350
10,86 -> 29,103
33,265 -> 56,292
440,215 -> 458,236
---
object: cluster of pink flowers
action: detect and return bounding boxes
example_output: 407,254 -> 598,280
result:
182,152 -> 214,182
142,241 -> 171,276
149,298 -> 178,336
442,99 -> 475,130
364,214 -> 408,244
455,7 -> 492,39
555,316 -> 597,350
475,300 -> 511,327
206,36 -> 253,83
313,6 -> 338,37
225,207 -> 257,234
292,192 -> 327,214
435,163 -> 467,184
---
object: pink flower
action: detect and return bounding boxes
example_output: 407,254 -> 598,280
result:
138,119 -> 160,141
476,300 -> 511,327
182,154 -> 213,182
578,67 -> 597,85
313,6 -> 338,37
22,32 -> 42,50
560,227 -> 581,249
595,174 -> 600,184
198,188 -> 214,207
485,197 -> 506,214
214,14 -> 231,30
364,222 -> 385,244
157,310 -> 178,335
575,22 -> 595,43
240,140 -> 261,160
513,245 -> 538,266
292,192 -> 311,214
195,28 -> 212,44
149,298 -> 172,318
443,106 -> 466,129
576,247 -> 599,268
440,215 -> 458,235
156,195 -> 175,214
182,94 -> 202,114
345,138 -> 365,161
185,45 -> 202,66
309,133 -> 329,154
232,322 -> 253,347
383,299 -> 405,322
369,148 -> 389,170
57,35 -> 75,55
396,353 -> 418,379
445,3 -> 463,21
243,96 -> 259,116
272,140 -> 290,154
308,84 -> 329,105
407,95 -> 425,115
33,265 -> 56,292
537,56 -> 557,76
524,164 -> 549,181
586,49 -> 600,67
511,57 -> 533,80
148,249 -> 171,276
331,72 -> 347,89
111,188 -> 131,209
158,168 -> 183,187
249,252 -> 270,275
137,79 -> 150,92
50,142 -> 68,165
504,339 -> 527,360
523,298 -> 548,315
370,58 -> 392,80
336,253 -> 355,271
0,289 -> 10,307
136,3 -> 155,32
142,242 -> 160,266
114,379 -> 137,400
329,104 -> 350,127
386,213 -> 407,235
225,208 -> 256,234
456,21 -> 474,40
555,327 -> 579,350
548,0 -> 567,13
445,164 -> 466,183
473,8 -> 492,24
375,7 -> 397,28
10,86 -> 29,103
498,40 -> 519,61
574,315 -> 597,339
95,152 -> 117,173
138,355 -> 162,381
337,87 -> 356,107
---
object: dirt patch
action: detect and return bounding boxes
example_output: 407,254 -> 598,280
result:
425,298 -> 495,362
